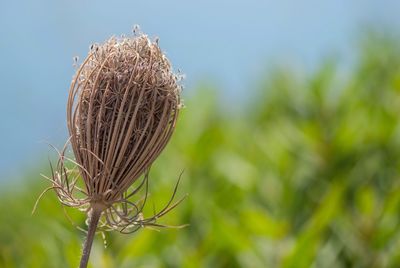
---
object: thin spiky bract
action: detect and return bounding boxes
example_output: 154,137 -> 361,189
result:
48,33 -> 184,233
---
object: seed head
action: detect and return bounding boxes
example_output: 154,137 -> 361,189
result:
38,32 -> 184,232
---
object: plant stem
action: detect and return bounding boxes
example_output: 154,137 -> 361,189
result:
79,206 -> 102,268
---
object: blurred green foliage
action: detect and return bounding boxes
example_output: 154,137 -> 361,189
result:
2,33 -> 400,267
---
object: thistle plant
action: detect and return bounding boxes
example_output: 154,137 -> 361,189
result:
36,28 -> 184,268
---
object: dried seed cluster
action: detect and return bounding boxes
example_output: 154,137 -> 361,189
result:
69,34 -> 181,203
40,32 -> 184,233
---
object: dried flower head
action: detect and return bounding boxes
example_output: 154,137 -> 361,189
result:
35,30 -> 185,267
71,33 -> 181,204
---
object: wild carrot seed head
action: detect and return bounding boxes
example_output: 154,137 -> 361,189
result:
67,33 -> 182,207
40,30 -> 185,232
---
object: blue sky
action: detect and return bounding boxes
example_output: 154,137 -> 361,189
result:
1,0 -> 400,178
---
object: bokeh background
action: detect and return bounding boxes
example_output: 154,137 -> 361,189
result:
2,0 -> 400,267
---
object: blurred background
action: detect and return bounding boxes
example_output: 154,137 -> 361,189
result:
2,0 -> 400,267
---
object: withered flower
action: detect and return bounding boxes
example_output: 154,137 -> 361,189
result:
37,29 -> 184,268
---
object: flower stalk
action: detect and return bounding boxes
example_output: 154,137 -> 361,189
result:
80,206 -> 102,268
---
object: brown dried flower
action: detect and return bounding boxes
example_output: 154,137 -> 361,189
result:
36,29 -> 184,268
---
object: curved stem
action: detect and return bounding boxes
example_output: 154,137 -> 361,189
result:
79,206 -> 102,268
